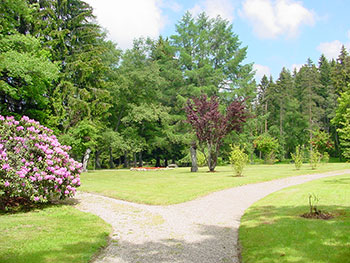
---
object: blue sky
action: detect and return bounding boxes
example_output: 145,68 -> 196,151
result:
85,0 -> 350,81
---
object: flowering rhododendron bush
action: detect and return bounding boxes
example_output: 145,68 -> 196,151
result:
0,116 -> 82,206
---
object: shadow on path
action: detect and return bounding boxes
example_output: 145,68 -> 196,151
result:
96,224 -> 239,263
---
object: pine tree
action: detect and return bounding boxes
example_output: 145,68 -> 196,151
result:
295,59 -> 324,150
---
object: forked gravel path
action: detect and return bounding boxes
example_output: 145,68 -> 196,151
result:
75,170 -> 350,263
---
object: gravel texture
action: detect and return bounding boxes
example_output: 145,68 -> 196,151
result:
75,169 -> 350,263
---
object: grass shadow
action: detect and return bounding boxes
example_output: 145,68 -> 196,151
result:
239,204 -> 350,263
0,236 -> 108,263
0,197 -> 79,215
322,177 -> 350,185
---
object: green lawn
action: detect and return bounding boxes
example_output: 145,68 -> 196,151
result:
0,205 -> 111,263
80,163 -> 350,205
239,173 -> 350,263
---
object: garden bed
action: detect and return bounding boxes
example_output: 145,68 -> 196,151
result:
130,167 -> 174,171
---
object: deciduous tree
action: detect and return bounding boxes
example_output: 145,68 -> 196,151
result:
185,94 -> 248,171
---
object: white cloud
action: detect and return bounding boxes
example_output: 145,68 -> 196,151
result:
291,63 -> 303,72
253,64 -> 271,81
165,1 -> 182,12
241,0 -> 315,38
317,40 -> 350,60
189,0 -> 235,22
85,0 -> 166,49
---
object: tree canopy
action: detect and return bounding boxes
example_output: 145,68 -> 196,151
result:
1,0 -> 350,168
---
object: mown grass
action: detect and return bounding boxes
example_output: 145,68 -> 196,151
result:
239,173 -> 350,263
80,163 -> 349,205
0,204 -> 111,263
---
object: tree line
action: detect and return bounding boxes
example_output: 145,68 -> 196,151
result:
1,0 -> 349,169
255,49 -> 350,162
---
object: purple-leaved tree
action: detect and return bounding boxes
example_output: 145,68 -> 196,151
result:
185,94 -> 248,172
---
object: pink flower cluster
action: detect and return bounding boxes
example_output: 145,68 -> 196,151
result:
0,115 -> 82,203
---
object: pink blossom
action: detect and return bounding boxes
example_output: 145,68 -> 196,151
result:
2,163 -> 10,170
1,115 -> 81,203
21,116 -> 30,122
29,176 -> 36,182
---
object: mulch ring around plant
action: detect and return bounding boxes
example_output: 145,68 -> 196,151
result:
300,211 -> 334,220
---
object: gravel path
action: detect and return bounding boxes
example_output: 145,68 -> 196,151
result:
75,169 -> 350,263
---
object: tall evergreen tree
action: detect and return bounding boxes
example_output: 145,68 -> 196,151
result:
171,12 -> 255,100
331,46 -> 350,94
296,59 -> 324,149
256,75 -> 272,134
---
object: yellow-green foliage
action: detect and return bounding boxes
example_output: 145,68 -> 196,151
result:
310,149 -> 321,170
253,134 -> 279,164
291,145 -> 303,170
197,150 -> 207,167
322,152 -> 330,163
178,150 -> 207,167
229,144 -> 248,176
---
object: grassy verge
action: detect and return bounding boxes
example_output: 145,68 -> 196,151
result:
80,163 -> 349,205
239,173 -> 350,263
0,205 -> 111,263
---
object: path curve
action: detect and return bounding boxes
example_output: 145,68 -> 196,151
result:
75,169 -> 350,263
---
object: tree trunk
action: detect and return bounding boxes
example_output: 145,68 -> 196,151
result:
95,150 -> 101,169
138,151 -> 143,167
334,128 -> 341,161
264,101 -> 268,133
133,152 -> 137,167
82,148 -> 91,172
207,146 -> 217,172
123,151 -> 129,168
114,108 -> 124,132
109,147 -> 115,169
155,156 -> 161,167
190,143 -> 198,172
164,158 -> 168,167
309,97 -> 313,151
279,107 -> 283,137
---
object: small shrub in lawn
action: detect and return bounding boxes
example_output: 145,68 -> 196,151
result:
309,149 -> 321,170
0,115 -> 82,209
229,144 -> 248,176
253,134 -> 279,164
322,152 -> 330,163
291,145 -> 303,170
301,193 -> 333,220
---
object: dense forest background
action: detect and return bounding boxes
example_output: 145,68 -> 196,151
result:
1,0 -> 350,169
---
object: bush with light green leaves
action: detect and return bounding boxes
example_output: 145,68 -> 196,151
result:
291,145 -> 303,170
229,144 -> 248,176
310,149 -> 321,170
